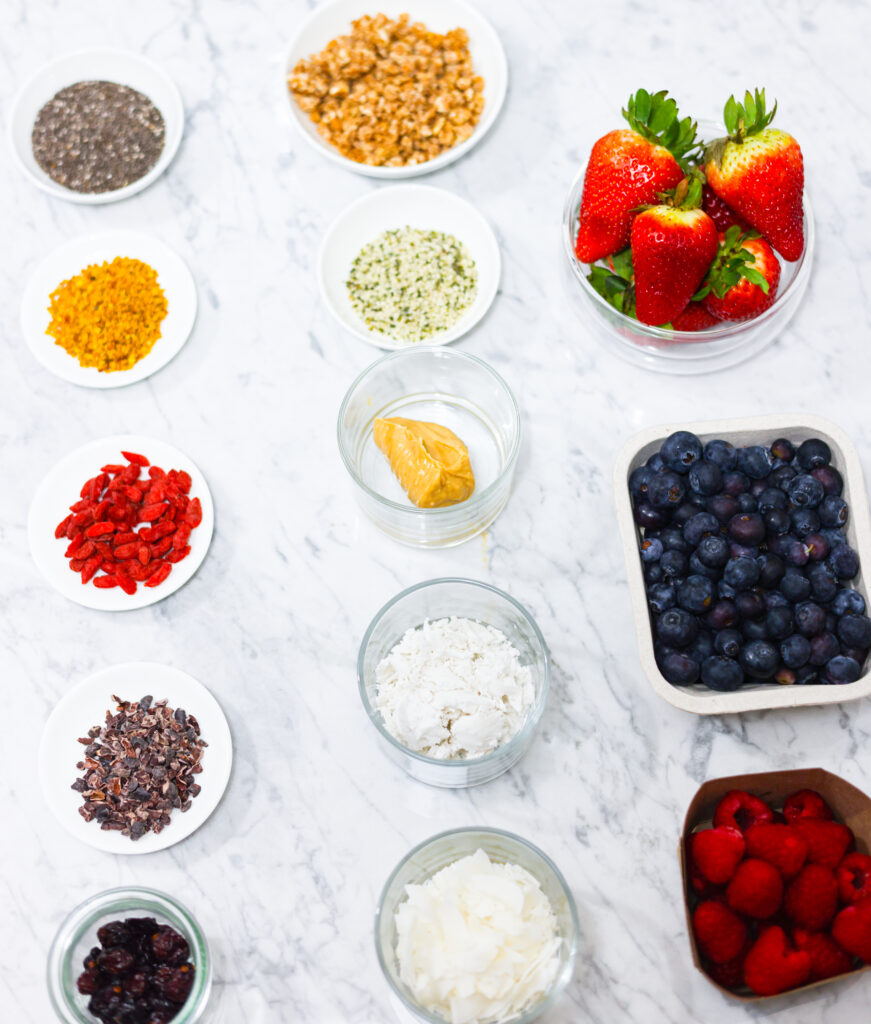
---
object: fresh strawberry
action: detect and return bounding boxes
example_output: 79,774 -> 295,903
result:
837,852 -> 871,905
699,228 -> 781,323
744,823 -> 808,880
743,925 -> 811,996
702,185 -> 749,233
691,825 -> 746,885
792,929 -> 853,983
706,954 -> 746,991
832,899 -> 871,962
575,89 -> 697,263
671,301 -> 719,331
704,89 -> 804,261
784,864 -> 839,930
714,789 -> 775,833
783,789 -> 834,823
790,819 -> 854,869
631,175 -> 718,326
727,858 -> 784,919
692,900 -> 748,963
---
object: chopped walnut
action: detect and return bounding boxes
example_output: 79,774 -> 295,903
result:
288,13 -> 485,167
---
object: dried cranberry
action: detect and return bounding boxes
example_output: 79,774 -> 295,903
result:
76,967 -> 100,994
163,964 -> 195,1003
98,947 -> 135,974
97,921 -> 132,948
151,926 -> 189,964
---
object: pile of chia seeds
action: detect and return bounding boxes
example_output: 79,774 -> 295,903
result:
32,80 -> 165,193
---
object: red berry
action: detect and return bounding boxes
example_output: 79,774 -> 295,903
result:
790,819 -> 853,869
744,823 -> 808,880
832,899 -> 871,963
784,864 -> 838,931
743,925 -> 811,996
792,928 -> 854,983
691,826 -> 746,885
727,858 -> 783,919
706,954 -> 746,991
692,900 -> 747,964
713,789 -> 775,833
838,852 -> 871,905
783,789 -> 834,823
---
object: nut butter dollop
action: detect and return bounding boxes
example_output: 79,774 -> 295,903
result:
373,417 -> 475,508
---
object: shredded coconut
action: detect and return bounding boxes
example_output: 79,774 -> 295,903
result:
374,617 -> 534,759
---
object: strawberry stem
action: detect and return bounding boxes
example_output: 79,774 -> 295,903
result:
622,89 -> 701,168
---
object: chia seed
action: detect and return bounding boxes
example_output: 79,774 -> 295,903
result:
32,80 -> 165,194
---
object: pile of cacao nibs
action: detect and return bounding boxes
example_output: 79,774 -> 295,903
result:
72,695 -> 206,840
77,917 -> 195,1023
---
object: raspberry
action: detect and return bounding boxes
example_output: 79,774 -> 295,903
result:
784,864 -> 838,931
744,823 -> 808,880
713,789 -> 775,832
743,926 -> 811,996
692,901 -> 747,964
727,858 -> 783,919
691,826 -> 745,885
792,929 -> 853,983
783,789 -> 834,823
837,852 -> 871,905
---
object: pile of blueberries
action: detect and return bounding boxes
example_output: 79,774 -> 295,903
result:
630,431 -> 871,691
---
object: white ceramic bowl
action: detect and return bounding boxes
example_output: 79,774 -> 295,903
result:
39,662 -> 232,855
28,434 -> 214,611
614,414 -> 871,715
562,118 -> 814,375
21,231 -> 197,388
319,185 -> 500,349
9,49 -> 183,204
282,0 -> 508,178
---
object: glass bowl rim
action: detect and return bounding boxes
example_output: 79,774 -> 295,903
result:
336,346 -> 522,515
374,825 -> 580,1024
561,121 -> 815,345
357,576 -> 551,768
47,885 -> 211,1024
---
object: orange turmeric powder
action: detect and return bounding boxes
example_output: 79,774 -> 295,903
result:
47,256 -> 168,373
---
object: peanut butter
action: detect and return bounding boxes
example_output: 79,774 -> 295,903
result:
373,417 -> 475,508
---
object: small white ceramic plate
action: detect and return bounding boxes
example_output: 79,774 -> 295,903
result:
319,185 -> 500,349
282,0 -> 508,178
39,662 -> 232,855
9,49 -> 184,204
21,232 -> 197,388
28,434 -> 214,611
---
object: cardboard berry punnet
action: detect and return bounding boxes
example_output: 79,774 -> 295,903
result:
681,767 -> 871,1001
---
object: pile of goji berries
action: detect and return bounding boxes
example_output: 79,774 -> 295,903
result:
54,451 -> 202,595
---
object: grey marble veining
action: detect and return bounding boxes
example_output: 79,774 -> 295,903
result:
1,1 -> 871,1021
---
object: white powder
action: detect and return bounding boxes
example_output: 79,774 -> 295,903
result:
395,849 -> 562,1024
375,617 -> 534,760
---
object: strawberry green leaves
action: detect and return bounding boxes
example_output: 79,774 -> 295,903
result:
622,89 -> 701,167
587,249 -> 636,318
723,88 -> 778,141
694,226 -> 769,301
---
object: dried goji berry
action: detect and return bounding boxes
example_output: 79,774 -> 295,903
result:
72,510 -> 95,528
55,515 -> 73,539
121,464 -> 140,484
93,575 -> 119,588
138,526 -> 157,543
176,470 -> 192,494
121,450 -> 150,467
85,522 -> 115,538
165,545 -> 191,563
65,536 -> 86,558
172,524 -> 191,549
184,498 -> 203,528
145,483 -> 166,503
76,541 -> 96,559
124,561 -> 149,582
100,560 -> 116,573
100,464 -> 125,474
94,542 -> 114,559
65,519 -> 79,540
93,499 -> 111,521
149,520 -> 176,540
81,556 -> 102,584
69,499 -> 92,513
113,532 -> 138,547
120,485 -> 141,502
113,542 -> 139,560
79,476 -> 97,500
144,563 -> 171,588
151,536 -> 173,558
69,558 -> 86,572
138,545 -> 151,566
147,465 -> 166,480
140,502 -> 169,521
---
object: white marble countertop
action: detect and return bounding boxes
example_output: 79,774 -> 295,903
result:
2,1 -> 871,1021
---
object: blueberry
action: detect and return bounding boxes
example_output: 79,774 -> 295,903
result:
832,589 -> 866,617
736,590 -> 766,620
655,608 -> 698,647
707,493 -> 741,523
722,471 -> 751,497
765,605 -> 794,640
686,632 -> 715,664
757,553 -> 785,589
797,438 -> 831,470
837,614 -> 871,649
803,533 -> 831,563
826,655 -> 861,684
780,568 -> 812,603
688,460 -> 723,496
750,478 -> 769,499
644,562 -> 664,585
660,549 -> 688,578
728,512 -> 765,546
781,633 -> 811,669
737,493 -> 759,513
738,445 -> 774,480
701,655 -> 745,691
740,640 -> 780,679
696,534 -> 730,569
714,629 -> 743,658
724,556 -> 760,591
809,632 -> 840,666
795,602 -> 826,637
830,543 -> 861,579
765,591 -> 790,610
790,508 -> 821,537
819,494 -> 848,528
688,551 -> 722,581
647,583 -> 676,615
788,474 -> 825,509
820,528 -> 846,548
629,465 -> 653,501
648,471 -> 687,511
706,600 -> 738,630
661,431 -> 703,475
633,503 -> 669,530
742,617 -> 771,641
811,465 -> 843,495
646,451 -> 666,472
683,512 -> 720,547
807,563 -> 839,602
765,508 -> 792,535
718,580 -> 738,600
770,438 -> 795,462
671,503 -> 698,527
783,538 -> 811,568
757,487 -> 788,514
771,464 -> 798,491
640,537 -> 663,563
796,664 -> 820,685
659,527 -> 690,553
677,575 -> 715,614
703,439 -> 738,471
730,541 -> 759,560
659,650 -> 701,686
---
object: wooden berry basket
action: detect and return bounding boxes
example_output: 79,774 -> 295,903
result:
680,767 -> 871,1001
614,414 -> 871,715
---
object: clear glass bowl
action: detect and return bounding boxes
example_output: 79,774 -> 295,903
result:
561,118 -> 815,375
47,887 -> 212,1023
337,348 -> 521,548
358,578 -> 550,788
375,828 -> 579,1024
